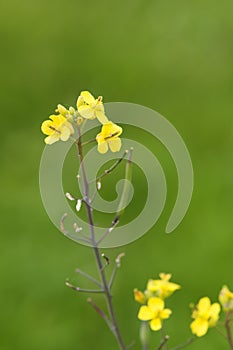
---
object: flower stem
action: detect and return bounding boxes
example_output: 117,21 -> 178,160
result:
76,127 -> 127,350
157,335 -> 169,350
225,311 -> 233,349
171,337 -> 196,350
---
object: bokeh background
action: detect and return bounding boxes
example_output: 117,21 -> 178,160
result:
1,0 -> 233,349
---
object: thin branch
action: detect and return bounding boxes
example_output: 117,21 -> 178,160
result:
96,217 -> 119,246
81,138 -> 97,147
126,340 -> 136,349
215,325 -> 228,339
109,253 -> 125,289
87,298 -> 112,330
100,253 -> 110,272
171,337 -> 196,350
75,268 -> 102,288
89,149 -> 128,184
96,148 -> 133,246
60,213 -> 90,243
65,280 -> 104,294
225,311 -> 233,349
157,336 -> 169,350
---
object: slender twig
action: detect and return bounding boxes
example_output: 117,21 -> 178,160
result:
89,150 -> 128,205
96,218 -> 119,246
65,280 -> 104,293
81,138 -> 97,147
60,213 -> 90,243
96,148 -> 133,246
89,150 -> 128,184
225,311 -> 233,349
126,340 -> 136,349
75,268 -> 102,287
87,298 -> 112,330
114,147 -> 133,221
75,125 -> 127,350
171,337 -> 196,350
215,325 -> 228,339
109,253 -> 125,289
160,329 -> 168,350
157,335 -> 170,350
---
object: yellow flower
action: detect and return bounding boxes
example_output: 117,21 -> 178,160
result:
138,297 -> 171,331
77,91 -> 108,124
147,273 -> 181,299
219,285 -> 233,312
134,289 -> 146,304
41,114 -> 74,145
96,122 -> 122,154
190,297 -> 221,337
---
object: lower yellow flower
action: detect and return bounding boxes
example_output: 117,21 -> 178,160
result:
190,297 -> 220,337
138,297 -> 172,331
41,114 -> 74,145
147,273 -> 181,299
219,285 -> 233,312
96,122 -> 122,154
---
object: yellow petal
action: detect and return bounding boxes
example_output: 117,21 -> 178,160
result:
65,121 -> 74,135
109,138 -> 121,152
138,306 -> 154,321
209,303 -> 220,318
97,141 -> 108,154
60,126 -> 71,141
150,318 -> 162,331
197,297 -> 211,313
159,273 -> 172,281
41,120 -> 54,135
95,110 -> 109,124
50,114 -> 66,126
148,297 -> 164,313
209,303 -> 220,326
101,122 -> 122,139
160,308 -> 172,319
190,318 -> 208,337
56,104 -> 68,116
147,279 -> 159,292
76,95 -> 84,108
44,134 -> 60,145
78,105 -> 95,119
80,91 -> 95,104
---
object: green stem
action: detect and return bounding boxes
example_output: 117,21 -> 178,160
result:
171,337 -> 196,350
76,127 -> 127,350
225,311 -> 233,349
157,335 -> 169,350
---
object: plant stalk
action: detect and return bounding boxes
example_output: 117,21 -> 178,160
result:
76,127 -> 127,350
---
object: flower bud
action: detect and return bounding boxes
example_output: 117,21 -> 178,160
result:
134,289 -> 146,304
57,104 -> 69,117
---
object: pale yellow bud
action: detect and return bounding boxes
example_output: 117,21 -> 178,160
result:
77,116 -> 84,125
56,104 -> 69,117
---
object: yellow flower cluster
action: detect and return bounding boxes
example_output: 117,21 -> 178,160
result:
190,284 -> 233,337
134,275 -> 233,338
134,273 -> 180,331
41,91 -> 122,154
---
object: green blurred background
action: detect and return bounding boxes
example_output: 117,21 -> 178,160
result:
1,0 -> 233,349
